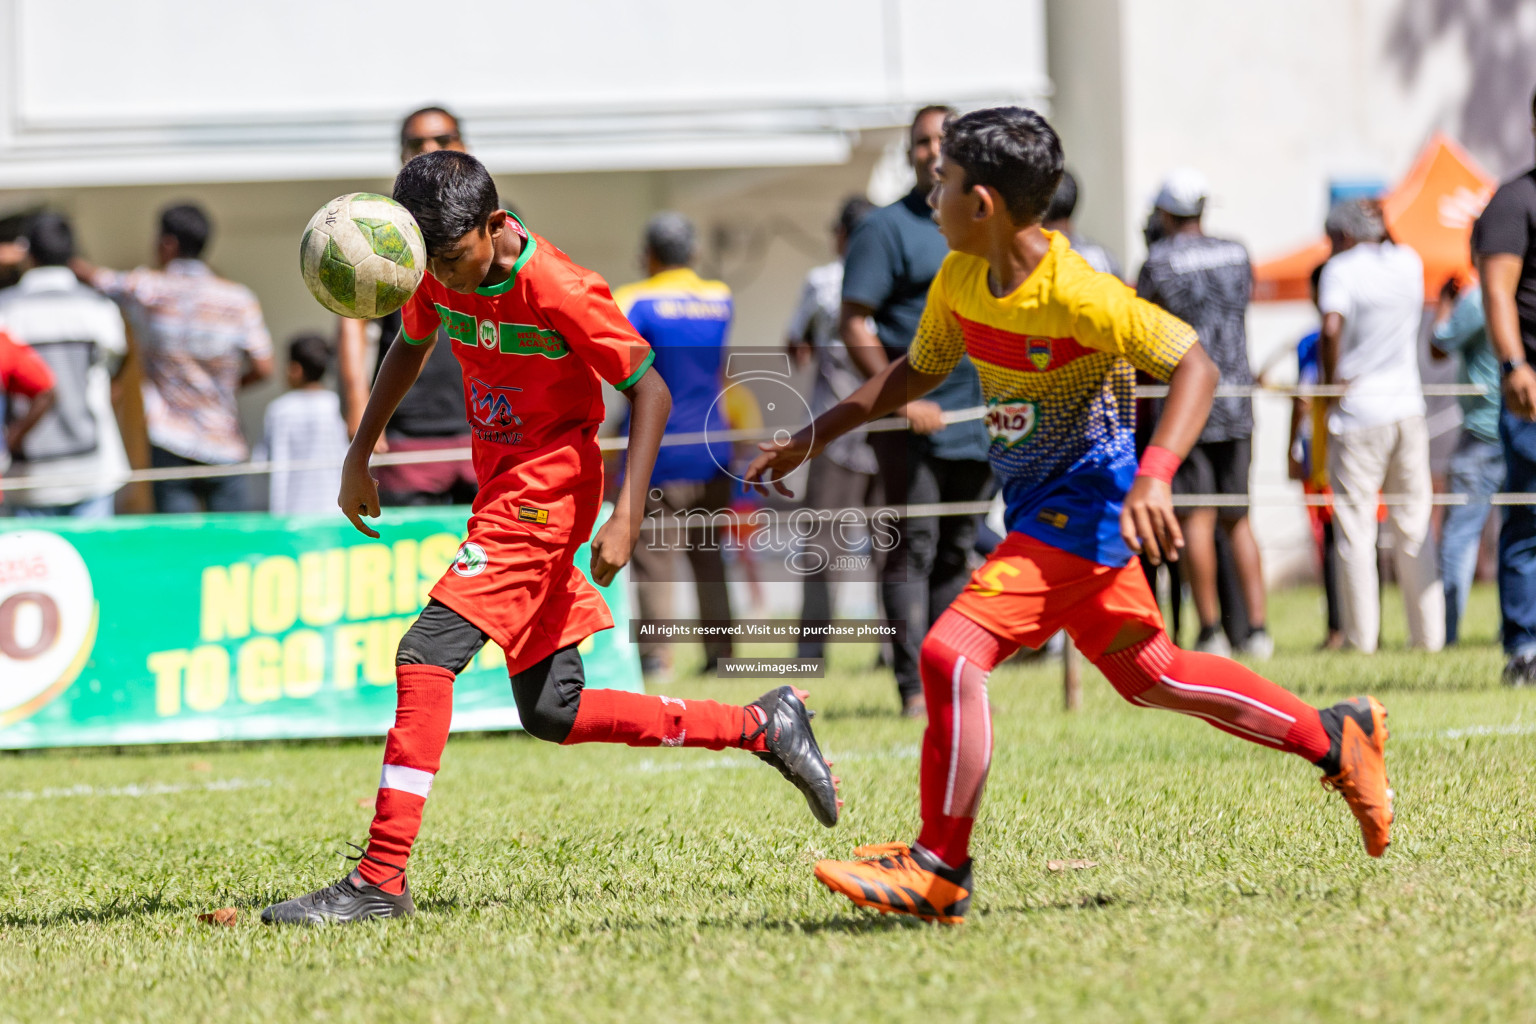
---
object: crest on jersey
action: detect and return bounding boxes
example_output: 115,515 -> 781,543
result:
1027,337 -> 1052,371
984,399 -> 1039,448
478,319 -> 498,350
452,542 -> 488,577
468,377 -> 523,429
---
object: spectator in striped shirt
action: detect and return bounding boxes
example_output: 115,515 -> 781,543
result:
72,203 -> 273,512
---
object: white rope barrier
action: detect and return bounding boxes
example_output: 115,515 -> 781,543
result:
0,382 -> 1512,496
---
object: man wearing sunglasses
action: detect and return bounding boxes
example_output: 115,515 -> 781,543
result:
335,105 -> 479,507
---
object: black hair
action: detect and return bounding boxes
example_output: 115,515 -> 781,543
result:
1044,169 -> 1079,223
160,203 -> 211,259
643,212 -> 696,268
911,104 -> 956,142
836,195 -> 874,236
24,211 -> 74,266
392,151 -> 499,256
941,106 -> 1064,225
287,333 -> 332,383
399,105 -> 462,148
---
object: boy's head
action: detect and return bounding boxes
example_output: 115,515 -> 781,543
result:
833,195 -> 874,256
1042,169 -> 1078,228
158,203 -> 211,264
929,107 -> 1063,255
287,332 -> 331,387
23,211 -> 74,267
392,150 -> 506,293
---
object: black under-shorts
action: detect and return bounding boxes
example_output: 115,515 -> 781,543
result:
1172,438 -> 1251,518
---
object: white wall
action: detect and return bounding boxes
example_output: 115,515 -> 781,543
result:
1048,0 -> 1536,585
0,0 -> 1048,186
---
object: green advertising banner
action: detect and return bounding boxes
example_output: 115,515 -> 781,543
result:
0,507 -> 641,749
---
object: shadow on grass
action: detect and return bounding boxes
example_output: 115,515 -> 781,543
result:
0,892 -> 270,928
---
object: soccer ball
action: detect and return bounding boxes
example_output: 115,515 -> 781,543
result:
299,193 -> 426,319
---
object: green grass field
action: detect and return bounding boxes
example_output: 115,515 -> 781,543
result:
1,584 -> 1531,1023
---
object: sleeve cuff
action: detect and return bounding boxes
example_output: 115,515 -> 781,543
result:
614,348 -> 655,391
401,324 -> 437,345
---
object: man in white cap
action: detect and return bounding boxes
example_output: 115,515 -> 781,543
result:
1137,169 -> 1270,658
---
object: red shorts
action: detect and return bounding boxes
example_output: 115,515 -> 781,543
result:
430,485 -> 612,673
949,532 -> 1165,660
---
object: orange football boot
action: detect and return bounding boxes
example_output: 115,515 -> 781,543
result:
1319,696 -> 1393,857
814,842 -> 971,924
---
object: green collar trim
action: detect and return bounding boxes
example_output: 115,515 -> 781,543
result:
476,211 -> 537,296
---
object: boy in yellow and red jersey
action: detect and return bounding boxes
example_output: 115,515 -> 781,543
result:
745,108 -> 1392,925
263,152 -> 838,926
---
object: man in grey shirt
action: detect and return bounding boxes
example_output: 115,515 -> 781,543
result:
1137,169 -> 1269,658
841,105 -> 993,716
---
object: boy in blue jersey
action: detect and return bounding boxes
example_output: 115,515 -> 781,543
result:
746,107 -> 1393,923
615,212 -> 735,675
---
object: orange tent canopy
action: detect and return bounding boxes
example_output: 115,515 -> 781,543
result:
1253,133 -> 1496,302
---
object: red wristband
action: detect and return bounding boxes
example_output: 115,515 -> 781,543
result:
1137,445 -> 1181,484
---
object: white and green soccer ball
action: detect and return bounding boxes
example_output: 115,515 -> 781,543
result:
299,192 -> 426,318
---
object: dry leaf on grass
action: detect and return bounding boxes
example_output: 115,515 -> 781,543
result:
197,908 -> 239,926
357,796 -> 376,809
1047,859 -> 1099,872
188,761 -> 212,773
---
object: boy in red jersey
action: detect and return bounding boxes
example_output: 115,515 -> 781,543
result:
745,108 -> 1392,925
263,152 -> 838,925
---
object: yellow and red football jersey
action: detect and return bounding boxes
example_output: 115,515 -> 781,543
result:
909,231 -> 1197,566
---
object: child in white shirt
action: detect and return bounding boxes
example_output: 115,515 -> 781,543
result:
263,334 -> 349,516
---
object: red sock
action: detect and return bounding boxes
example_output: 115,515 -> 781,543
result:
915,610 -> 1017,868
562,689 -> 766,751
1095,632 -> 1329,760
359,665 -> 455,893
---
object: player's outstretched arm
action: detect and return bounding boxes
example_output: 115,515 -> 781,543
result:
743,354 -> 947,497
338,331 -> 434,537
1121,340 -> 1217,565
590,365 -> 671,587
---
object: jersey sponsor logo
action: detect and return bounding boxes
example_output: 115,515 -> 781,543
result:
497,323 -> 568,358
517,506 -> 549,524
468,377 -> 523,429
984,399 -> 1039,448
452,542 -> 489,577
467,378 -> 526,446
436,304 -> 477,348
1036,508 -> 1070,529
646,298 -> 731,321
1027,337 -> 1052,371
432,305 -> 569,359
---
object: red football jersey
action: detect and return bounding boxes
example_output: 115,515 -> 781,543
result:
399,215 -> 653,512
398,215 -> 653,659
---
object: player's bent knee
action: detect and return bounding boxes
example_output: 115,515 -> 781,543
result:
510,645 -> 586,744
396,599 -> 491,673
1091,631 -> 1176,701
